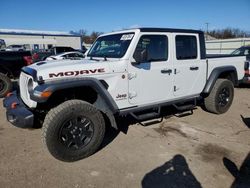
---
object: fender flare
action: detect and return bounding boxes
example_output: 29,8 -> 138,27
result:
31,78 -> 119,129
202,66 -> 238,94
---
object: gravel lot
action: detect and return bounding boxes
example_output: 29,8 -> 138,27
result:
0,87 -> 250,188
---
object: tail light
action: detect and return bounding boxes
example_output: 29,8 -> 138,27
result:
245,70 -> 250,75
23,56 -> 33,65
244,61 -> 250,76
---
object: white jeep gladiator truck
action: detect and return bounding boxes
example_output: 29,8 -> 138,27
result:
3,28 -> 248,161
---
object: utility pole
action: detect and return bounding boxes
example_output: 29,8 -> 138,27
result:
205,22 -> 209,40
205,22 -> 209,33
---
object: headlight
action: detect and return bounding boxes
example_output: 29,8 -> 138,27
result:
27,78 -> 33,92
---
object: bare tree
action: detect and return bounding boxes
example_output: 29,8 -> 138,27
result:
207,28 -> 250,39
70,30 -> 103,44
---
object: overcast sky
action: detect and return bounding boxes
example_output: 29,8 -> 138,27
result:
1,0 -> 249,33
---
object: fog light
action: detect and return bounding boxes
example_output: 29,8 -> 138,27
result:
11,102 -> 18,109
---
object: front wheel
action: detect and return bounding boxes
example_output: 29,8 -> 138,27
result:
204,79 -> 234,114
42,100 -> 105,162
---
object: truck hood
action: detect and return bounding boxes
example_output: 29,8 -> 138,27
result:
28,58 -> 112,81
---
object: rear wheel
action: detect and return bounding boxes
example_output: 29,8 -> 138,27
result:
42,100 -> 105,162
204,79 -> 234,114
0,73 -> 12,98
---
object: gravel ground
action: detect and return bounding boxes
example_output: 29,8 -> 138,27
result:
0,87 -> 249,188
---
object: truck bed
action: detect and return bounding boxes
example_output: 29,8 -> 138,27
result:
207,55 -> 246,81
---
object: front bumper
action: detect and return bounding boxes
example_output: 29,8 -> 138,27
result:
3,91 -> 34,128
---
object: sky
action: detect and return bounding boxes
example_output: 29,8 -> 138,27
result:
0,0 -> 250,34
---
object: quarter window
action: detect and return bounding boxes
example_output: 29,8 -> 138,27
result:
176,35 -> 197,60
134,35 -> 168,62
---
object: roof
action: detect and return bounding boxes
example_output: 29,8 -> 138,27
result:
139,27 -> 203,34
100,27 -> 204,37
0,29 -> 80,37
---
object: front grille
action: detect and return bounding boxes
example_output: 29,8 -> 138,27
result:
19,72 -> 37,108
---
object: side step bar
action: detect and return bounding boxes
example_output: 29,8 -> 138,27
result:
173,99 -> 196,111
129,98 -> 197,126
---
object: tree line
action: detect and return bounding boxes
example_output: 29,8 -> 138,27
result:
207,28 -> 250,39
70,30 -> 103,44
70,27 -> 250,43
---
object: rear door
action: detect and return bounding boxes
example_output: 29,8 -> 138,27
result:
172,34 -> 206,97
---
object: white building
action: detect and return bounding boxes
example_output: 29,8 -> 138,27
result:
206,38 -> 250,54
0,29 -> 82,50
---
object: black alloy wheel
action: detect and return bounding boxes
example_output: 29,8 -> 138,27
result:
59,116 -> 94,150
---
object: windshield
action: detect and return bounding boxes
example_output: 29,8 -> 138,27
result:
231,48 -> 243,55
87,32 -> 134,58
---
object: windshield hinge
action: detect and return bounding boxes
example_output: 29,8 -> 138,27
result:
128,73 -> 137,80
129,91 -> 137,99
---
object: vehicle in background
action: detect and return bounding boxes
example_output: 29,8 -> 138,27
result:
80,46 -> 88,54
45,51 -> 85,61
0,51 -> 33,97
32,46 -> 78,62
231,46 -> 250,84
231,46 -> 250,59
0,39 -> 6,50
5,45 -> 26,51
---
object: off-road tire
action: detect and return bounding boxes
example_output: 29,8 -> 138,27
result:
42,100 -> 105,162
204,79 -> 234,114
0,73 -> 12,98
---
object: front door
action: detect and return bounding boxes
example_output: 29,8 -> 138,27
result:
128,34 -> 173,105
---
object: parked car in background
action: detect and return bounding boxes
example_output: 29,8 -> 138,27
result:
0,39 -> 6,50
32,46 -> 78,62
46,51 -> 85,61
231,46 -> 250,84
5,45 -> 26,51
0,51 -> 33,97
231,46 -> 250,59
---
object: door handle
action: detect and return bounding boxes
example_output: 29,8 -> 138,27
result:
161,69 -> 172,74
190,66 -> 199,71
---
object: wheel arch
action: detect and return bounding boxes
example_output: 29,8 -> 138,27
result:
33,78 -> 119,129
202,66 -> 238,94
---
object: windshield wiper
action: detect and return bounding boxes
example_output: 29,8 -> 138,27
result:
88,55 -> 100,61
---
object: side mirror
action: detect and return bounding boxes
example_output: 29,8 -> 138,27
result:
133,49 -> 148,64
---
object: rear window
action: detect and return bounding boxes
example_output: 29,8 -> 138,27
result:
176,35 -> 197,60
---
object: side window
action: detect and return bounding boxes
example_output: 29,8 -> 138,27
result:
76,53 -> 84,58
133,35 -> 168,62
68,53 -> 77,58
176,35 -> 197,60
33,44 -> 39,50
